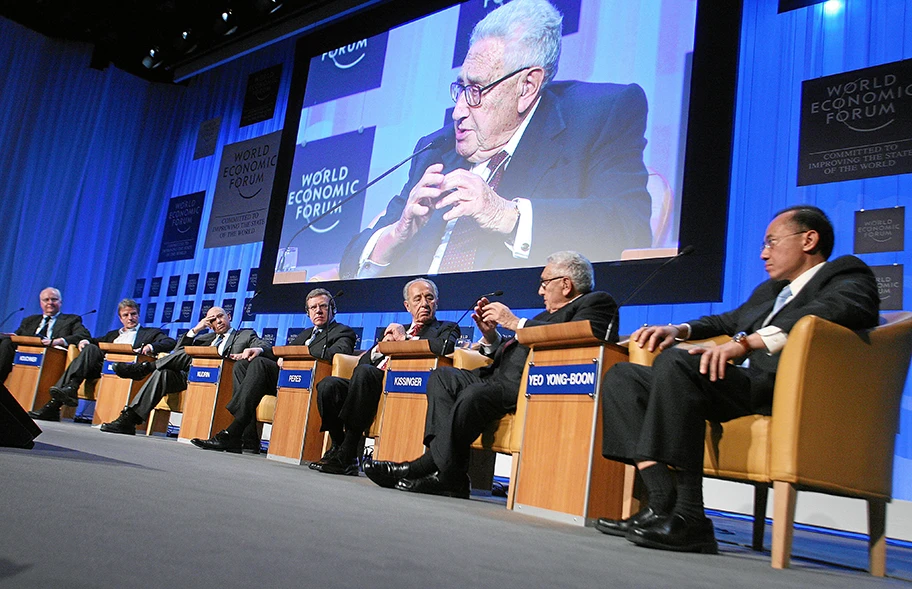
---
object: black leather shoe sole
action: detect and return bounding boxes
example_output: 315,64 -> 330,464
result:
595,507 -> 662,537
100,422 -> 136,435
626,514 -> 718,554
49,385 -> 79,407
28,406 -> 61,422
319,457 -> 359,476
73,415 -> 93,424
396,473 -> 470,499
190,437 -> 242,454
363,460 -> 410,488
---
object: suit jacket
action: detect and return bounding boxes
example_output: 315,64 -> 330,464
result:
477,291 -> 618,400
91,326 -> 176,355
176,328 -> 274,360
360,318 -> 460,367
688,255 -> 879,412
290,321 -> 357,361
16,313 -> 91,346
339,81 -> 652,277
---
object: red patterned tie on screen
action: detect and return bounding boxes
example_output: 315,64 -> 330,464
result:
438,150 -> 509,273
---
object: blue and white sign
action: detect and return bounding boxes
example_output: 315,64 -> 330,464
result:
526,363 -> 598,395
279,369 -> 313,389
13,352 -> 42,367
102,360 -> 125,375
303,32 -> 389,107
189,366 -> 221,383
385,370 -> 430,394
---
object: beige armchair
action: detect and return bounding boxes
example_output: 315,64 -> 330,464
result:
626,312 -> 912,575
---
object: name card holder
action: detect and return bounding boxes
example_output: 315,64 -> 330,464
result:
371,339 -> 452,463
93,343 -> 155,426
267,345 -> 332,465
178,346 -> 235,443
6,336 -> 67,412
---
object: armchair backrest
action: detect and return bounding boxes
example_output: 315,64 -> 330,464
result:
331,353 -> 362,380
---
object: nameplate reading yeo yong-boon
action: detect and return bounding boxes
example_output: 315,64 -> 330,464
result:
189,366 -> 220,383
526,364 -> 598,395
385,371 -> 429,394
278,369 -> 312,389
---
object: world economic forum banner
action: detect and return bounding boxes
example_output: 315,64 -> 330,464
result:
158,191 -> 205,263
204,131 -> 281,249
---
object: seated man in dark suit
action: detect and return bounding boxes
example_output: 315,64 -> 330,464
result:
595,205 -> 880,554
312,278 -> 459,476
28,298 -> 176,422
0,287 -> 91,385
339,0 -> 651,279
100,306 -> 272,436
364,251 -> 617,497
191,288 -> 357,454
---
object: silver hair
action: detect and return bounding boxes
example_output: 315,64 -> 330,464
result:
305,288 -> 334,308
546,251 -> 594,293
470,0 -> 563,87
402,278 -> 439,301
118,298 -> 140,313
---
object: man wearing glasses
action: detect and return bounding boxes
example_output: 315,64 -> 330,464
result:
340,0 -> 651,278
364,252 -> 617,497
101,306 -> 272,436
189,288 -> 357,453
595,206 -> 879,554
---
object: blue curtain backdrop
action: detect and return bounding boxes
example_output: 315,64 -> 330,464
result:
1,0 -> 911,498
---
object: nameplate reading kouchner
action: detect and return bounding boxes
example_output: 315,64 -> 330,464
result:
385,371 -> 429,394
13,352 -> 43,367
189,366 -> 220,383
526,364 -> 598,395
278,369 -> 312,389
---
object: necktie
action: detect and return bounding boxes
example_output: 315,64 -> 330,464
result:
306,329 -> 321,346
212,334 -> 225,356
771,285 -> 792,317
438,150 -> 509,273
36,316 -> 51,338
407,323 -> 421,339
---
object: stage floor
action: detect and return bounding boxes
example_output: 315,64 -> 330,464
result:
1,421 -> 910,588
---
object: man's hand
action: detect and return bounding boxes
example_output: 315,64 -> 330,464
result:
135,343 -> 154,356
192,317 -> 211,334
478,301 -> 520,332
471,297 -> 500,344
382,323 -> 407,342
391,163 -> 446,243
77,339 -> 90,351
48,337 -> 66,348
690,341 -> 749,382
631,324 -> 684,353
436,169 -> 519,234
230,347 -> 263,361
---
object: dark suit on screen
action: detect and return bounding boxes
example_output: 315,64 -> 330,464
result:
55,326 -> 176,390
127,328 -> 271,420
601,255 -> 880,473
316,319 -> 459,439
225,320 -> 358,430
426,290 -> 617,475
0,313 -> 92,382
339,81 -> 652,278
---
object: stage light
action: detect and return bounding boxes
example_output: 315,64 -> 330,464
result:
823,0 -> 844,16
253,0 -> 284,15
172,29 -> 198,55
214,6 -> 239,36
142,46 -> 164,69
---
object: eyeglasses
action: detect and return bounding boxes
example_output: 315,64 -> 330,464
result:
307,303 -> 330,313
539,276 -> 567,288
761,231 -> 808,251
450,67 -> 532,107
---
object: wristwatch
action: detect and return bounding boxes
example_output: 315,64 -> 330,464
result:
732,331 -> 751,353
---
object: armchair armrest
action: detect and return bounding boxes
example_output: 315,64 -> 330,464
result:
332,353 -> 362,380
452,348 -> 492,371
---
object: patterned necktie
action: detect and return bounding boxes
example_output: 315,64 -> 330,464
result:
378,324 -> 421,370
36,316 -> 51,338
438,150 -> 509,273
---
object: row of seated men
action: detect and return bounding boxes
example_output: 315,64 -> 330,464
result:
0,205 -> 881,555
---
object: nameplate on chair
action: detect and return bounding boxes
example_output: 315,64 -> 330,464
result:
385,371 -> 429,394
526,364 -> 598,395
13,351 -> 43,367
102,360 -> 129,375
278,369 -> 312,389
188,366 -> 221,383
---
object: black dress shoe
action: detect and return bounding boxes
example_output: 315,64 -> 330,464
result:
29,400 -> 62,422
73,415 -> 93,424
49,384 -> 79,407
191,430 -> 242,454
626,513 -> 718,553
242,438 -> 261,454
363,459 -> 411,488
318,454 -> 360,476
308,444 -> 341,470
396,472 -> 471,499
595,507 -> 664,537
100,407 -> 141,435
112,361 -> 156,380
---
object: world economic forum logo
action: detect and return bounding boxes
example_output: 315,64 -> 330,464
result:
302,32 -> 389,107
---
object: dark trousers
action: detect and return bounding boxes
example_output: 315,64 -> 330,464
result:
225,356 -> 279,429
424,367 -> 516,475
600,347 -> 757,472
316,364 -> 384,438
128,350 -> 193,420
0,335 -> 14,383
55,343 -> 104,388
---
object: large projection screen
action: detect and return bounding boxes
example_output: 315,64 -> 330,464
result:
258,0 -> 741,312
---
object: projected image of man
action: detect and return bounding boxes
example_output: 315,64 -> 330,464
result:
340,0 -> 652,279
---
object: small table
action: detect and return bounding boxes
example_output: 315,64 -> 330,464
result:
92,343 -> 154,425
371,339 -> 452,463
5,335 -> 67,412
177,346 -> 236,443
267,345 -> 332,465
